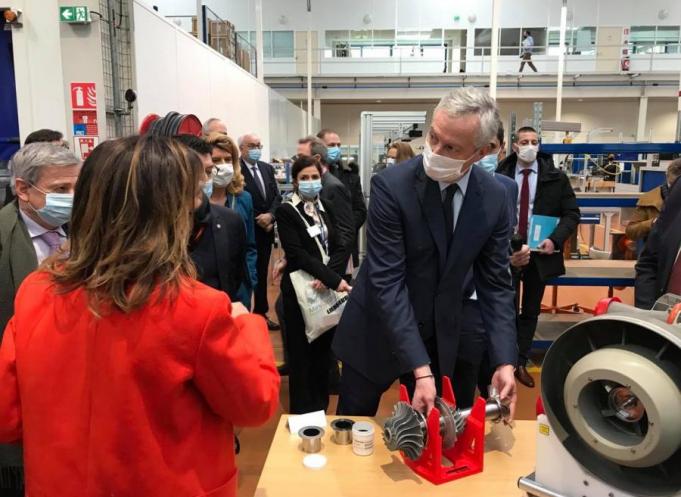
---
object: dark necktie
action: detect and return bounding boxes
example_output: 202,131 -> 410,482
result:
518,169 -> 532,240
442,184 -> 458,248
251,165 -> 266,199
40,230 -> 62,256
668,252 -> 681,296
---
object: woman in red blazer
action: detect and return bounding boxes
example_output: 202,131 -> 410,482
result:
0,135 -> 280,497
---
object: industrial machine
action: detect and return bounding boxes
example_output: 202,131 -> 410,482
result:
519,295 -> 681,497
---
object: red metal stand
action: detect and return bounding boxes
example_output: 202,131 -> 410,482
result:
398,376 -> 487,485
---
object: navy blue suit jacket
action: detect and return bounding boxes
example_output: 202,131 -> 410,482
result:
332,156 -> 517,385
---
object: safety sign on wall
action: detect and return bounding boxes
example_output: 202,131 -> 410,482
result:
74,136 -> 99,160
72,110 -> 98,136
71,82 -> 97,110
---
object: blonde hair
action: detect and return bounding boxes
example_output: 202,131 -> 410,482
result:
205,132 -> 245,195
388,142 -> 415,164
45,135 -> 202,315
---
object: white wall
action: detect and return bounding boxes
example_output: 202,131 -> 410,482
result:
132,0 -> 271,155
9,0 -> 68,141
268,88 -> 307,159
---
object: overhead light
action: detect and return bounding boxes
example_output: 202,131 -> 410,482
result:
573,73 -> 582,79
279,15 -> 288,25
578,98 -> 584,102
468,14 -> 477,23
363,14 -> 372,25
658,9 -> 669,20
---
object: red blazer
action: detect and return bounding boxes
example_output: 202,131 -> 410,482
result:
0,271 -> 280,497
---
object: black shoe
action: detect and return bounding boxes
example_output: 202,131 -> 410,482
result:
277,364 -> 289,376
266,318 -> 281,331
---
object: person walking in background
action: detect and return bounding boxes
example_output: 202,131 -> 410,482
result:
276,155 -> 352,413
386,142 -> 416,167
206,132 -> 258,309
239,133 -> 282,330
0,135 -> 279,497
519,30 -> 538,73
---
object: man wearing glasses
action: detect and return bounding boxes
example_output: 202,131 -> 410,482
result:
239,133 -> 282,330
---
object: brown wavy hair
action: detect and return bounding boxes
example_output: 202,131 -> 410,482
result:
388,142 -> 415,164
45,135 -> 203,314
205,132 -> 245,195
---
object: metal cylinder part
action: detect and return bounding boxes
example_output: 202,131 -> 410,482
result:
298,426 -> 324,453
330,418 -> 354,445
352,421 -> 375,456
517,475 -> 567,497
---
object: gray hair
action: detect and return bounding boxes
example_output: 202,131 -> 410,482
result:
299,135 -> 328,163
202,117 -> 224,135
434,87 -> 499,148
238,133 -> 259,148
9,142 -> 80,186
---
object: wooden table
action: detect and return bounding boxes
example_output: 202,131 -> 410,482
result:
254,416 -> 536,497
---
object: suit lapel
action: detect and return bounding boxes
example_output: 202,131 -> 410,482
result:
443,168 -> 483,275
661,211 -> 681,286
414,161 -> 447,271
241,159 -> 266,203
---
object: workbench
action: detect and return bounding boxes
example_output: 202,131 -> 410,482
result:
255,416 -> 536,497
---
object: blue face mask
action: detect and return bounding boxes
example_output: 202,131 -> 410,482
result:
475,153 -> 499,175
248,148 -> 262,162
202,180 -> 213,199
326,146 -> 341,163
298,179 -> 322,199
29,185 -> 73,227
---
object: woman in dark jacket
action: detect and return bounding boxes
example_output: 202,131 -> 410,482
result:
275,156 -> 351,414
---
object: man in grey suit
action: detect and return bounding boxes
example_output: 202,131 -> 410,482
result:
0,142 -> 80,496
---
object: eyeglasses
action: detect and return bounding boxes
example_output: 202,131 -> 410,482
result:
246,144 -> 263,150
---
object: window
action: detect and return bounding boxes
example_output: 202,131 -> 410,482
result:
236,31 -> 294,58
500,28 -> 520,56
474,28 -> 491,56
572,27 -> 596,55
631,26 -> 656,54
654,26 -> 680,54
522,28 -> 547,55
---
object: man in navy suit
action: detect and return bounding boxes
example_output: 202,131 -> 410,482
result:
453,121 -> 519,409
239,133 -> 282,330
333,88 -> 517,417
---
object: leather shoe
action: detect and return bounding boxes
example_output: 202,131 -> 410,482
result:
515,365 -> 535,388
277,364 -> 289,376
266,318 -> 281,331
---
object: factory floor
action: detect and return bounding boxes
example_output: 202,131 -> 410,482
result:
235,263 -> 635,497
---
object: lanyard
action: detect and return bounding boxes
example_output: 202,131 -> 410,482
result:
287,200 -> 329,262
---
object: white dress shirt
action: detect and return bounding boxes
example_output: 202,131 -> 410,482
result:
19,209 -> 67,264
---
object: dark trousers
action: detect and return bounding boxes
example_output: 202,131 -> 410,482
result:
519,53 -> 537,72
282,277 -> 333,414
451,299 -> 489,409
515,258 -> 547,366
337,337 -> 442,416
254,230 -> 273,316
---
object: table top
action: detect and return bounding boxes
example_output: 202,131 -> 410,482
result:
254,416 -> 536,497
546,259 -> 636,286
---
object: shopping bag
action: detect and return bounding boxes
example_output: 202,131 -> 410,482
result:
289,270 -> 349,343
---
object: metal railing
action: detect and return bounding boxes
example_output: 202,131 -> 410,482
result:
262,43 -> 681,77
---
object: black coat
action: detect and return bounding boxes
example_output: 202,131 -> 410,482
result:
320,171 -> 355,276
496,151 -> 580,281
190,197 -> 246,301
240,159 -> 282,243
635,179 -> 681,309
331,162 -> 367,265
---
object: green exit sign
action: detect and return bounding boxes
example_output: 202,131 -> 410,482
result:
59,6 -> 90,23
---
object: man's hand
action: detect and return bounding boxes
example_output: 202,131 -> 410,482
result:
510,244 -> 530,268
412,366 -> 436,415
256,213 -> 274,229
491,364 -> 517,423
537,238 -> 556,255
310,279 -> 328,291
231,302 -> 249,318
272,257 -> 287,281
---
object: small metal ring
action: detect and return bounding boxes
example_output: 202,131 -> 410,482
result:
331,418 -> 355,445
298,426 -> 325,453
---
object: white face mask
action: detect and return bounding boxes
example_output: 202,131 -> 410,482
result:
386,158 -> 396,166
422,141 -> 476,184
213,162 -> 235,187
518,144 -> 538,163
